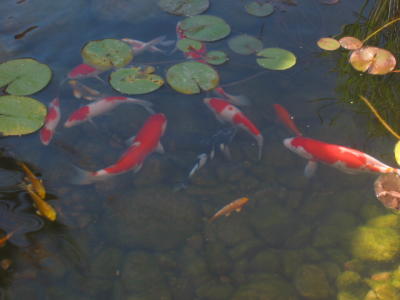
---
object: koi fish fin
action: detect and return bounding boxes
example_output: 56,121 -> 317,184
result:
125,135 -> 136,146
255,134 -> 263,160
220,144 -> 232,160
188,153 -> 208,178
70,166 -> 97,185
94,75 -> 106,85
155,142 -> 165,154
226,94 -> 251,106
133,163 -> 143,173
173,180 -> 189,192
304,160 -> 318,177
235,207 -> 242,212
125,98 -> 155,114
224,212 -> 231,217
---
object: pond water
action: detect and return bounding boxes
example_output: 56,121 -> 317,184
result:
1,0 -> 400,299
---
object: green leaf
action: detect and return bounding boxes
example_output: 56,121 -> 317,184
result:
316,37 -> 340,51
256,48 -> 296,70
166,61 -> 219,94
81,39 -> 133,71
228,34 -> 263,55
204,51 -> 228,65
395,141 -> 400,166
180,15 -> 231,42
109,67 -> 164,95
0,95 -> 46,136
158,0 -> 209,16
0,58 -> 52,96
245,2 -> 274,17
177,38 -> 204,52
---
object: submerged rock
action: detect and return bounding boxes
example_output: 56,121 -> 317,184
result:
294,264 -> 333,299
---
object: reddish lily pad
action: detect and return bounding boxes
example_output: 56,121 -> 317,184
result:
179,15 -> 231,42
245,2 -> 274,17
317,37 -> 340,51
228,34 -> 263,55
349,46 -> 396,75
256,48 -> 296,70
158,0 -> 209,16
339,36 -> 363,50
204,51 -> 228,65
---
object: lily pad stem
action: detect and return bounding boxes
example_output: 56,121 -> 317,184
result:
362,17 -> 400,44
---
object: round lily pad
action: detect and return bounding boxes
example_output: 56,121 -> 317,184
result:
0,95 -> 46,136
109,67 -> 164,95
317,37 -> 340,51
256,48 -> 296,70
0,58 -> 52,96
349,46 -> 396,75
177,38 -> 204,52
158,0 -> 209,16
204,51 -> 228,65
81,39 -> 133,71
179,15 -> 231,42
339,36 -> 363,50
228,34 -> 263,55
245,2 -> 274,17
166,61 -> 219,94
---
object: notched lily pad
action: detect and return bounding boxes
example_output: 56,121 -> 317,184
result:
158,0 -> 209,16
0,58 -> 52,96
0,95 -> 46,136
179,15 -> 231,42
109,67 -> 164,95
339,36 -> 363,50
349,46 -> 396,75
166,61 -> 219,94
256,48 -> 296,70
374,173 -> 400,210
245,2 -> 274,17
177,38 -> 203,52
81,39 -> 133,71
317,37 -> 340,51
204,51 -> 228,65
228,34 -> 263,55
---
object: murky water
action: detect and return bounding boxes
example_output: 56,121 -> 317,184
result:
2,0 -> 400,299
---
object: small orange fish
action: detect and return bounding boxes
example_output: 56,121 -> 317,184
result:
0,231 -> 14,247
209,197 -> 249,222
273,103 -> 302,136
17,161 -> 46,199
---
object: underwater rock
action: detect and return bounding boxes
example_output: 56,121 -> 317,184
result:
282,250 -> 304,279
195,280 -> 234,300
364,284 -> 400,300
205,241 -> 233,275
133,156 -> 171,186
360,202 -> 387,221
336,271 -> 362,290
392,266 -> 400,289
337,291 -> 364,300
180,246 -> 213,285
285,223 -> 313,248
294,264 -> 333,299
248,249 -> 281,273
366,214 -> 400,228
228,238 -> 263,260
374,173 -> 400,210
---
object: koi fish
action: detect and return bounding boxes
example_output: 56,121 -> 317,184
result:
214,86 -> 250,106
184,42 -> 207,63
283,136 -> 400,177
204,97 -> 263,160
273,103 -> 302,136
64,96 -> 154,128
68,80 -> 101,101
0,231 -> 13,247
24,184 -> 56,221
122,36 -> 174,55
39,97 -> 61,146
209,197 -> 249,222
73,113 -> 167,184
67,63 -> 104,82
17,161 -> 46,199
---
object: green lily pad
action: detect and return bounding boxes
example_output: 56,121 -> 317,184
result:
81,39 -> 133,71
0,58 -> 52,96
256,48 -> 296,70
228,34 -> 263,55
349,46 -> 396,75
179,15 -> 231,42
158,0 -> 209,16
109,67 -> 164,95
245,2 -> 274,17
0,95 -> 46,136
166,61 -> 219,94
204,51 -> 228,65
317,37 -> 340,51
177,38 -> 204,52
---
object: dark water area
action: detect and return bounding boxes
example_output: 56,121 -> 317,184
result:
2,0 -> 400,299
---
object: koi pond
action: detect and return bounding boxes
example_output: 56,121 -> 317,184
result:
1,0 -> 400,299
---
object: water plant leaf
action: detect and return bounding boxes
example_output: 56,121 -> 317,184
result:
166,61 -> 219,94
256,48 -> 296,70
109,67 -> 164,95
339,36 -> 363,50
179,15 -> 231,42
81,39 -> 133,71
228,34 -> 263,55
204,51 -> 228,65
349,47 -> 396,75
0,58 -> 52,96
245,2 -> 274,17
395,141 -> 400,166
158,0 -> 209,16
177,38 -> 203,52
317,37 -> 340,51
0,95 -> 46,136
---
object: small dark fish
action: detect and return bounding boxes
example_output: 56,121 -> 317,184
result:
14,26 -> 38,40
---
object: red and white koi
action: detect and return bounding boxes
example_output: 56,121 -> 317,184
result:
39,98 -> 61,146
273,103 -> 302,136
284,136 -> 400,177
122,36 -> 174,55
204,97 -> 263,159
67,63 -> 103,81
73,113 -> 167,184
64,96 -> 154,128
213,86 -> 250,106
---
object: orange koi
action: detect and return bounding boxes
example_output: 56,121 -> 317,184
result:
17,162 -> 46,199
0,231 -> 14,248
273,103 -> 302,136
209,197 -> 249,222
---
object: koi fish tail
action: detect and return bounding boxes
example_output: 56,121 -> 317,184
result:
126,98 -> 155,114
144,35 -> 169,53
255,135 -> 264,160
70,166 -> 111,185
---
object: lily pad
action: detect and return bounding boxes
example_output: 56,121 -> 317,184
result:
349,46 -> 396,75
204,51 -> 228,65
177,38 -> 204,52
228,34 -> 263,55
166,61 -> 219,94
395,141 -> 400,166
158,0 -> 209,16
0,58 -> 52,96
317,37 -> 340,51
109,67 -> 164,95
0,95 -> 46,136
339,36 -> 363,50
245,2 -> 274,17
256,48 -> 296,70
179,15 -> 231,42
81,39 -> 133,71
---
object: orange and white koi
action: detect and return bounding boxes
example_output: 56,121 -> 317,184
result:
284,136 -> 400,177
122,36 -> 174,55
209,197 -> 249,222
68,63 -> 103,81
273,103 -> 302,136
64,96 -> 154,128
68,80 -> 101,101
17,161 -> 46,199
73,113 -> 167,184
204,97 -> 263,159
40,97 -> 61,146
214,86 -> 250,106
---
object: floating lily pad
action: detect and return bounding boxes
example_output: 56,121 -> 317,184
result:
339,36 -> 363,50
177,38 -> 204,52
256,48 -> 296,70
158,0 -> 209,16
0,95 -> 46,136
317,37 -> 340,51
109,67 -> 164,95
245,2 -> 274,17
179,15 -> 231,42
228,34 -> 263,55
349,46 -> 396,75
166,61 -> 219,94
395,141 -> 400,166
81,39 -> 133,71
204,51 -> 228,65
0,58 -> 52,96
